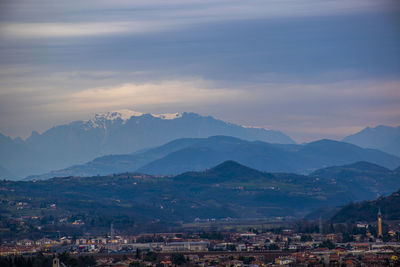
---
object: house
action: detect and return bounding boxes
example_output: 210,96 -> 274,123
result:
162,241 -> 209,252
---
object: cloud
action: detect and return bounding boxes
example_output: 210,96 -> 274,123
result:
2,71 -> 399,140
0,0 -> 396,39
0,0 -> 399,141
0,21 -> 175,38
0,72 -> 399,141
57,79 -> 244,112
233,79 -> 400,141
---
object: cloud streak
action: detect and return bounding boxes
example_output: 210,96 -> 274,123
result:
1,70 -> 399,141
0,0 -> 399,141
64,80 -> 243,111
0,21 -> 179,39
1,0 -> 397,39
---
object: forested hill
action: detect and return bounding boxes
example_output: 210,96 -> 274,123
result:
2,160 -> 400,238
331,189 -> 400,223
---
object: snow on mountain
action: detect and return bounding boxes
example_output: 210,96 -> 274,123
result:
242,125 -> 269,130
0,110 -> 296,179
87,110 -> 142,127
97,109 -> 144,121
152,112 -> 182,120
87,109 -> 183,128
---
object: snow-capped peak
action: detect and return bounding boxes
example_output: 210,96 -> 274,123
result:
242,125 -> 270,130
94,109 -> 144,121
86,110 -> 183,128
152,113 -> 182,120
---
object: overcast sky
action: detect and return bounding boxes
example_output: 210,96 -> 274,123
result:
0,0 -> 399,142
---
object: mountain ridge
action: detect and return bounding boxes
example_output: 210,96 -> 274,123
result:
0,111 -> 294,179
310,161 -> 400,201
4,161 -> 400,231
342,125 -> 400,157
27,136 -> 400,180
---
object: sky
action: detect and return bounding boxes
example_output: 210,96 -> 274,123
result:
0,0 -> 399,142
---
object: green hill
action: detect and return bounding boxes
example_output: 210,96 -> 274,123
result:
0,162 -> 354,224
331,189 -> 400,223
310,161 -> 400,200
3,160 -> 400,236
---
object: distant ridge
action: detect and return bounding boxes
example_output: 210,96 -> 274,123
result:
0,110 -> 294,179
27,136 -> 400,180
137,138 -> 400,175
343,125 -> 400,157
206,160 -> 266,177
311,161 -> 392,176
0,164 -> 15,180
341,161 -> 392,172
176,160 -> 270,181
310,161 -> 400,201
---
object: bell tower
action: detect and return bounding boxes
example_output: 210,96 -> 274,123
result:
377,208 -> 382,238
53,257 -> 60,267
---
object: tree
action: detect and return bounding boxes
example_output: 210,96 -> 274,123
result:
318,240 -> 335,250
226,244 -> 236,251
268,243 -> 280,250
342,233 -> 354,243
238,256 -> 255,264
300,235 -> 313,242
143,252 -> 158,262
171,254 -> 186,265
135,248 -> 141,259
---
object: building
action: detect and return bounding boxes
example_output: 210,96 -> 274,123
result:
53,257 -> 60,267
161,241 -> 209,252
378,209 -> 382,238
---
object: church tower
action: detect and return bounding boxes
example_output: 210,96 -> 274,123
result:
377,208 -> 382,238
53,257 -> 60,267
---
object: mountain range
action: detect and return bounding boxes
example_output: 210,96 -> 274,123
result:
0,110 -> 294,179
2,161 -> 400,232
342,125 -> 400,157
28,136 -> 400,180
1,110 -> 399,181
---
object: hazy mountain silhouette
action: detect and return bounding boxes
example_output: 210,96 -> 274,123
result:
0,110 -> 294,179
343,125 -> 400,157
28,136 -> 400,180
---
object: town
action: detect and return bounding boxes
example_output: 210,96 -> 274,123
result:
1,213 -> 400,266
1,0 -> 400,265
